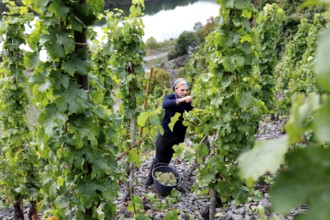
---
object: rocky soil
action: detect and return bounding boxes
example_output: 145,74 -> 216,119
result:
0,115 -> 308,220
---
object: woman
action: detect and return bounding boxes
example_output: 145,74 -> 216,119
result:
145,78 -> 193,187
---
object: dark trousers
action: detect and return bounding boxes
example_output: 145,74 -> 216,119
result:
148,133 -> 184,179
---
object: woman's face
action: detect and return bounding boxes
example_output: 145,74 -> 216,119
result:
175,85 -> 189,98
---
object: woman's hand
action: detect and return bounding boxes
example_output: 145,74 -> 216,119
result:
178,96 -> 192,103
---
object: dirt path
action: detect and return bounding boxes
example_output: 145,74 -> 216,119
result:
144,52 -> 168,61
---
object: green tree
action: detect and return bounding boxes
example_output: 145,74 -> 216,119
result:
168,31 -> 197,59
145,36 -> 160,50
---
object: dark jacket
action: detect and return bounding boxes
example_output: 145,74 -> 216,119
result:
161,94 -> 193,138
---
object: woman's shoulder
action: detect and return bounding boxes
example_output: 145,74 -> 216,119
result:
165,93 -> 176,99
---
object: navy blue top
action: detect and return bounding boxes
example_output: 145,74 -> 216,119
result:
161,94 -> 193,138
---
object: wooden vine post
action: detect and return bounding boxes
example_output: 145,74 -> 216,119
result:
140,67 -> 153,136
74,0 -> 89,91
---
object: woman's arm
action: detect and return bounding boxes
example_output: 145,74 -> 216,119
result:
162,94 -> 193,108
162,94 -> 177,108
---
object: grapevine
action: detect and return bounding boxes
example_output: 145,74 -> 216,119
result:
1,0 -> 329,219
286,13 -> 325,98
255,3 -> 285,114
184,1 -> 266,218
0,1 -> 40,219
239,2 -> 330,219
275,17 -> 320,114
25,0 -> 120,218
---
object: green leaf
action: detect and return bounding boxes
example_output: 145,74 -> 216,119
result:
35,0 -> 50,8
241,9 -> 252,19
240,34 -> 252,43
68,117 -> 100,149
41,28 -> 74,59
87,0 -> 104,14
24,51 -> 40,68
93,158 -> 112,176
223,0 -> 234,8
75,179 -> 106,207
314,96 -> 330,143
49,1 -> 69,19
196,144 -> 209,158
137,111 -> 149,127
39,104 -> 68,137
62,54 -> 90,76
270,146 -> 330,219
55,195 -> 70,209
285,93 -> 320,144
168,112 -> 181,132
163,210 -> 179,220
103,203 -> 116,219
128,148 -> 141,166
57,176 -> 65,187
173,143 -> 186,158
231,55 -> 245,67
315,28 -> 330,92
238,135 -> 289,186
239,92 -> 254,110
197,156 -> 224,186
90,90 -> 104,105
56,83 -> 88,113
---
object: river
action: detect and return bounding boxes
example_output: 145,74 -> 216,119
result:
142,1 -> 219,42
1,0 -> 219,56
97,0 -> 220,42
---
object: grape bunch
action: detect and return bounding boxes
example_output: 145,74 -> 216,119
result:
154,171 -> 177,186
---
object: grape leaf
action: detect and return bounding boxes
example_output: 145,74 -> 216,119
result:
137,111 -> 149,127
41,28 -> 74,59
314,96 -> 330,143
49,1 -> 69,19
87,0 -> 104,14
168,112 -> 181,132
62,54 -> 90,76
56,83 -> 88,114
315,28 -> 330,92
285,93 -> 320,144
270,146 -> 330,219
128,148 -> 141,167
238,135 -> 289,186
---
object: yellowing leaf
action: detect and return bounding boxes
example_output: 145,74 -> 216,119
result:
137,111 -> 149,127
240,34 -> 252,43
57,177 -> 64,187
241,9 -> 252,19
168,112 -> 181,132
